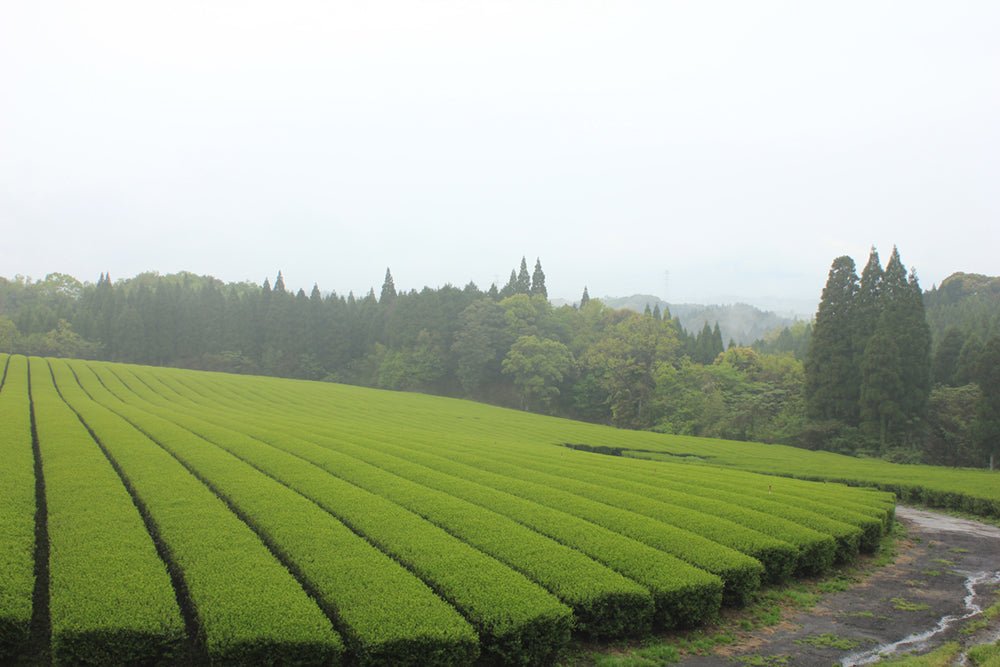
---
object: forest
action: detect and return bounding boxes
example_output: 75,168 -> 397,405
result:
1,252 -> 997,469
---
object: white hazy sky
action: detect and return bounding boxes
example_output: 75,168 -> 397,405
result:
1,1 -> 997,315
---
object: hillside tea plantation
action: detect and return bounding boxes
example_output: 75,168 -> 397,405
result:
2,353 -> 932,665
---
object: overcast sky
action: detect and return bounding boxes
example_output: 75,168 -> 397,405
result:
1,1 -> 997,315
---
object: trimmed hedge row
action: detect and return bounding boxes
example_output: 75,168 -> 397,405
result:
92,363 -> 650,643
86,363 -> 574,666
169,369 -> 839,578
582,459 -> 881,556
458,446 -> 841,576
114,364 -> 723,631
49,360 -> 343,665
132,367 -> 760,609
655,467 -> 886,552
148,365 -> 874,568
29,359 -> 186,665
0,356 -> 35,659
256,427 -> 724,628
452,448 -> 798,582
73,363 -> 479,666
165,364 -> 879,564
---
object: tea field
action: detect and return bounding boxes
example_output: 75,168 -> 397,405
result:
0,354 -> 913,664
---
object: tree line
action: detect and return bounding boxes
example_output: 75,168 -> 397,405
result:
803,248 -> 998,468
1,251 -> 997,469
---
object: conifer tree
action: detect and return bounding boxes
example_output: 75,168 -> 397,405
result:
652,304 -> 662,321
500,270 -> 518,298
487,283 -> 500,300
516,257 -> 531,295
858,249 -> 932,446
380,268 -> 397,304
805,256 -> 860,423
274,271 -> 286,293
262,277 -> 272,295
579,287 -> 590,308
530,259 -> 547,297
712,323 -> 724,358
643,304 -> 652,317
860,322 -> 903,451
855,247 -> 883,365
310,283 -> 322,303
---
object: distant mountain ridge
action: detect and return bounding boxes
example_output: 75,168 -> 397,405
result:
551,294 -> 798,345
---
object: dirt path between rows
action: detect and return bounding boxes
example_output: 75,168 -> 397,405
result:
679,506 -> 1000,666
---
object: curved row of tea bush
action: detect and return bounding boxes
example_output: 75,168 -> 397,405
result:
116,369 -> 721,627
85,363 -> 649,644
1,356 -> 910,665
129,366 -> 881,596
66,360 -> 480,666
235,363 -> 984,518
156,374 -> 847,588
49,361 -> 343,665
0,356 -> 36,659
29,359 -> 186,665
102,363 -> 724,630
77,360 -> 573,666
139,365 -> 887,566
115,367 -> 752,603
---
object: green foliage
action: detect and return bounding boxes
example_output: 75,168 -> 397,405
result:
794,633 -> 860,650
890,597 -> 931,612
70,361 -> 478,665
924,384 -> 981,467
932,327 -> 965,386
976,335 -> 1000,468
24,356 -> 986,662
0,356 -> 35,659
29,359 -> 186,665
48,361 -> 343,664
502,335 -> 573,412
805,255 -> 860,424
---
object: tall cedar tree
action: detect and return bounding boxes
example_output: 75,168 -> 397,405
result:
860,249 -> 932,446
380,268 -> 397,304
855,248 -> 884,367
860,322 -> 903,450
805,256 -> 860,423
579,287 -> 590,308
515,257 -> 531,295
530,259 -> 547,297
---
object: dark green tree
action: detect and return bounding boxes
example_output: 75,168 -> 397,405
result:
530,259 -> 547,298
805,255 -> 860,424
854,247 -> 883,366
380,268 -> 397,304
932,327 -> 965,386
860,322 -> 903,451
579,287 -> 591,308
499,270 -> 518,298
975,335 -> 1000,470
955,333 -> 984,385
515,257 -> 531,295
273,271 -> 286,293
